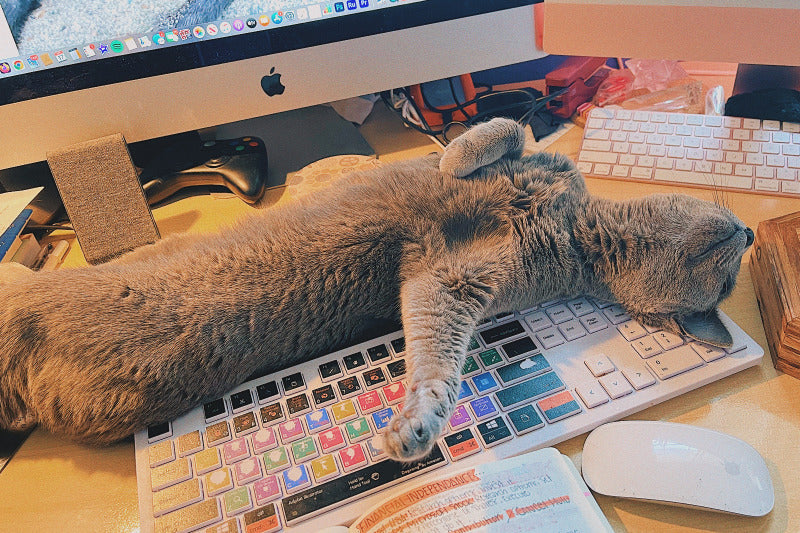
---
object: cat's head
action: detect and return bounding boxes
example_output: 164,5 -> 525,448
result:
579,194 -> 754,347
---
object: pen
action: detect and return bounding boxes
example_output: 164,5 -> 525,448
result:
40,240 -> 70,271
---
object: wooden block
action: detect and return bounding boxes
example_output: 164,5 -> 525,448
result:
749,211 -> 800,379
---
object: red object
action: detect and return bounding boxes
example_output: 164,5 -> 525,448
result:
545,56 -> 610,118
408,74 -> 478,127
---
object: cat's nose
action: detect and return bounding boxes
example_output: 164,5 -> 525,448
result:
744,227 -> 754,247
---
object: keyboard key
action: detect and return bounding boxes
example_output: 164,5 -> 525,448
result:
365,438 -> 387,461
472,372 -> 500,394
222,438 -> 250,464
478,320 -> 526,345
632,336 -> 662,359
621,367 -> 657,390
263,446 -> 291,474
537,391 -> 582,423
147,422 -> 173,443
559,319 -> 587,341
371,408 -> 394,432
319,427 -> 347,453
259,402 -> 285,427
576,383 -> 610,408
457,380 -> 475,402
598,371 -> 634,398
312,384 -> 338,407
318,360 -> 343,382
584,353 -> 615,377
234,456 -> 263,485
343,352 -> 367,373
477,348 -> 504,369
253,476 -> 282,505
331,400 -> 358,424
206,421 -> 231,447
305,408 -> 333,433
367,344 -> 391,363
501,336 -> 539,359
277,419 -> 305,444
291,436 -> 319,463
524,311 -> 553,331
580,312 -> 607,333
476,417 -> 513,447
467,336 -> 482,352
495,371 -> 565,411
337,376 -> 363,399
691,342 -> 726,362
176,431 -> 203,457
386,359 -> 407,380
282,445 -> 446,525
653,331 -> 684,350
390,337 -> 406,355
223,486 -> 253,516
153,498 -> 221,533
310,454 -> 340,482
204,468 -> 233,496
618,320 -> 648,341
362,367 -> 387,389
382,382 -> 406,405
357,390 -> 384,414
282,465 -> 312,494
256,381 -> 280,404
203,398 -> 228,423
282,373 -> 306,394
449,404 -> 473,429
149,439 -> 175,468
233,411 -> 258,436
545,304 -> 573,324
243,504 -> 282,533
461,355 -> 482,377
603,305 -> 630,324
152,478 -> 203,517
286,393 -> 312,417
646,345 -> 704,379
339,444 -> 368,472
507,405 -> 545,434
469,396 -> 499,421
251,427 -> 278,454
536,326 -> 566,349
230,389 -> 254,413
444,428 -> 481,460
495,354 -> 551,385
194,447 -> 221,475
345,417 -> 372,442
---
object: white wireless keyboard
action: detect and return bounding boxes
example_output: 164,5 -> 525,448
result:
577,107 -> 800,197
134,297 -> 763,533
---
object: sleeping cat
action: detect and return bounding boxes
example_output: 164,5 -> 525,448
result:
0,118 -> 753,461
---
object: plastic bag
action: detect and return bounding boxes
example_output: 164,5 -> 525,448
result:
627,59 -> 689,92
593,69 -> 635,107
619,80 -> 704,114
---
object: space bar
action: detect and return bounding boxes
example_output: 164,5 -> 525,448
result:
653,169 -> 753,189
281,444 -> 447,525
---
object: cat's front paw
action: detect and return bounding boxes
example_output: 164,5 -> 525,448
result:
383,380 -> 454,462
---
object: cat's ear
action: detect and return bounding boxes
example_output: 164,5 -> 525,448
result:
439,118 -> 525,178
675,309 -> 733,348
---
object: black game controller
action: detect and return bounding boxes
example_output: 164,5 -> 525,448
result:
139,137 -> 268,205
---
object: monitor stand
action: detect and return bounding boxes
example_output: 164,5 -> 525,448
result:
728,64 -> 800,123
732,64 -> 800,96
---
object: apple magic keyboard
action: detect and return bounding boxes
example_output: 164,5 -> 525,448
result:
134,297 -> 763,533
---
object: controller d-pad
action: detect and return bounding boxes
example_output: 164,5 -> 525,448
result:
206,156 -> 231,168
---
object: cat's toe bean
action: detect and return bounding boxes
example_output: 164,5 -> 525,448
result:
383,380 -> 454,462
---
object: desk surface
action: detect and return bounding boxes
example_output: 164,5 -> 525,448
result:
2,102 -> 800,533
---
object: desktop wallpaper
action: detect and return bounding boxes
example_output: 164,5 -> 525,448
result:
1,0 -> 310,55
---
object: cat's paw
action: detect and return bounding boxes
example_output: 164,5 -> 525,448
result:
383,380 -> 453,462
0,262 -> 34,285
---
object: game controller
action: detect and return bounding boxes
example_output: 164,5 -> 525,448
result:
139,137 -> 268,205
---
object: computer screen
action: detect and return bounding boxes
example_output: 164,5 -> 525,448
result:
0,0 -> 545,171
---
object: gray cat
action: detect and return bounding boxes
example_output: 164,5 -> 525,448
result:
0,119 -> 753,461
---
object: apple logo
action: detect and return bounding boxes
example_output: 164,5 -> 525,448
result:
261,67 -> 285,96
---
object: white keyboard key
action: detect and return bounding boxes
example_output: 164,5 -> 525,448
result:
702,138 -> 720,149
584,353 -> 615,377
766,154 -> 785,167
633,110 -> 651,121
583,139 -> 612,151
777,168 -> 797,181
612,142 -> 630,153
667,114 -> 684,124
593,163 -> 611,175
784,144 -> 800,156
602,305 -> 630,325
762,120 -> 780,131
629,132 -> 647,144
584,129 -> 610,140
611,131 -> 629,142
576,383 -> 610,408
691,342 -> 726,362
687,115 -> 704,126
695,126 -> 712,137
524,311 -> 552,332
725,151 -> 744,163
576,161 -> 593,174
714,127 -> 732,139
631,336 -> 662,359
646,346 -> 704,380
755,178 -> 780,192
559,319 -> 587,341
715,162 -> 734,174
772,131 -> 791,143
586,118 -> 606,129
675,159 -> 693,171
722,139 -> 740,151
651,112 -> 667,123
675,125 -> 693,136
630,167 -> 653,179
755,167 -> 774,179
745,153 -> 764,166
782,122 -> 800,133
741,141 -> 760,153
616,110 -> 633,120
648,145 -> 667,157
742,118 -> 761,129
637,155 -> 655,167
617,320 -> 648,341
545,303 -> 573,324
630,144 -> 648,155
694,161 -> 712,173
579,312 -> 608,333
762,143 -> 780,154
751,130 -> 770,142
599,371 -> 634,398
657,124 -> 674,135
733,129 -> 750,140
654,168 -> 754,190
580,151 -> 618,164
612,166 -> 629,177
656,158 -> 673,169
667,146 -> 685,158
619,154 -> 637,166
723,116 -> 741,128
682,137 -> 701,148
606,119 -> 622,130
705,150 -> 723,162
621,367 -> 657,390
536,326 -> 565,349
567,297 -> 593,317
734,164 -> 753,177
783,181 -> 800,194
704,115 -> 723,127
653,331 -> 684,351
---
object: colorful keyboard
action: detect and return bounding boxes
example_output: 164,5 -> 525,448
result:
134,297 -> 763,532
577,107 -> 800,198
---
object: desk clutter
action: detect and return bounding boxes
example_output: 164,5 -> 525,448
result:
135,302 -> 762,532
750,211 -> 800,379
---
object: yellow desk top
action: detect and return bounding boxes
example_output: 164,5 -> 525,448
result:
2,103 -> 800,533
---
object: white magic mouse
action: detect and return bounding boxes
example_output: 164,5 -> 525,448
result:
581,421 -> 774,516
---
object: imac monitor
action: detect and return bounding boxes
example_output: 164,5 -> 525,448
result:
0,0 -> 545,173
